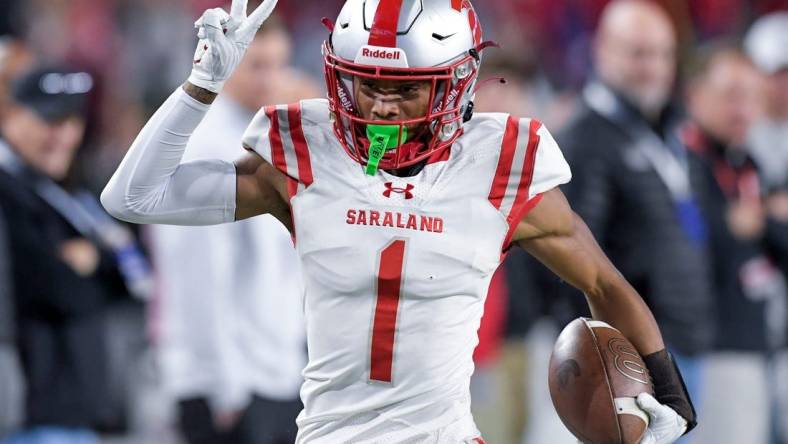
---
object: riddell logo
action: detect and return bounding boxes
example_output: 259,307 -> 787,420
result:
355,46 -> 409,68
362,48 -> 401,60
337,85 -> 353,111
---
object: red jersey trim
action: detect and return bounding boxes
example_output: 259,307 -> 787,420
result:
488,115 -> 520,210
498,119 -> 543,252
508,119 -> 542,222
265,105 -> 287,175
287,104 -> 314,187
262,104 -> 313,190
501,193 -> 544,254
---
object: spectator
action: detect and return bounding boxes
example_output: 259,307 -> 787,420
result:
555,0 -> 714,405
0,66 -> 148,444
744,14 -> 788,442
0,207 -> 24,440
0,37 -> 33,100
0,35 -> 27,443
148,20 -> 317,444
683,44 -> 783,444
745,12 -> 788,193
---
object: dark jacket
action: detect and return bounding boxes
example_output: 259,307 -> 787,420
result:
0,207 -> 13,344
686,127 -> 784,351
0,144 -> 124,428
555,83 -> 714,355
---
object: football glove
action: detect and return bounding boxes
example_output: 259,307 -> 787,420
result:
187,0 -> 278,93
637,392 -> 688,444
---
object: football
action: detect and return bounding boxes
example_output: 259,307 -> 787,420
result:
548,318 -> 654,444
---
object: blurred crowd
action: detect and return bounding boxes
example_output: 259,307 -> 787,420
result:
0,0 -> 786,443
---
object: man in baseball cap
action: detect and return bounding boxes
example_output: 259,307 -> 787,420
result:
0,66 -> 104,444
1,66 -> 92,180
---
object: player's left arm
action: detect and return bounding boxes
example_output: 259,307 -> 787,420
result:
514,188 -> 662,354
513,188 -> 697,441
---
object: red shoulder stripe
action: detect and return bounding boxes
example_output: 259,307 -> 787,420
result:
500,120 -> 542,251
265,105 -> 287,175
368,0 -> 404,48
513,119 -> 542,217
488,116 -> 520,210
287,103 -> 314,187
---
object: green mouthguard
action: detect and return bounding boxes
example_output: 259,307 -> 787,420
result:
365,124 -> 407,176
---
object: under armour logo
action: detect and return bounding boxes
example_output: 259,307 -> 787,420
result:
383,182 -> 414,199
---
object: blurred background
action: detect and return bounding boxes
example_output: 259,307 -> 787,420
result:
0,0 -> 787,443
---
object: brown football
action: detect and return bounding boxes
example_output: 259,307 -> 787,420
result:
548,318 -> 654,444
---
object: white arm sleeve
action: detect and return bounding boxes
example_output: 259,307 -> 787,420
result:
100,87 -> 237,226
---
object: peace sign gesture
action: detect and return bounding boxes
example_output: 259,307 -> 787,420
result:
188,0 -> 279,93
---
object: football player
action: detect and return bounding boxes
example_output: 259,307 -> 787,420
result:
101,0 -> 696,442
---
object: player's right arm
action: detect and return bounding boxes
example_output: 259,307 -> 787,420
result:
100,0 -> 287,227
233,148 -> 291,226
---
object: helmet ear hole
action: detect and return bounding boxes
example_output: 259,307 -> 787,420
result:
453,60 -> 476,81
439,121 -> 460,141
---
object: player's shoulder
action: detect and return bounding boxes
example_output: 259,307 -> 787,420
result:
241,99 -> 332,186
464,112 -> 546,138
464,111 -> 510,135
297,98 -> 331,125
461,112 -> 550,158
248,98 -> 329,126
457,112 -> 510,157
470,111 -> 571,199
243,99 -> 330,148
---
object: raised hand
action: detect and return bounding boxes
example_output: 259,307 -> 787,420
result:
187,0 -> 279,93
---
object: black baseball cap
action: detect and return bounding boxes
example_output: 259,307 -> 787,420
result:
9,66 -> 94,122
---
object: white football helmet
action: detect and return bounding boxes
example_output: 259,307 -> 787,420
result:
323,0 -> 487,170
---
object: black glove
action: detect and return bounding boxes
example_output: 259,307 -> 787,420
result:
642,349 -> 698,434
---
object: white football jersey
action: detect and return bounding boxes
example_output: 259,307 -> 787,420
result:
242,99 -> 571,443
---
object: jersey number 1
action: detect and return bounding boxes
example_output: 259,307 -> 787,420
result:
370,239 -> 407,383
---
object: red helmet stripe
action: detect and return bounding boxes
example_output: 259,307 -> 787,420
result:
465,2 -> 482,46
368,0 -> 404,48
451,0 -> 462,11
